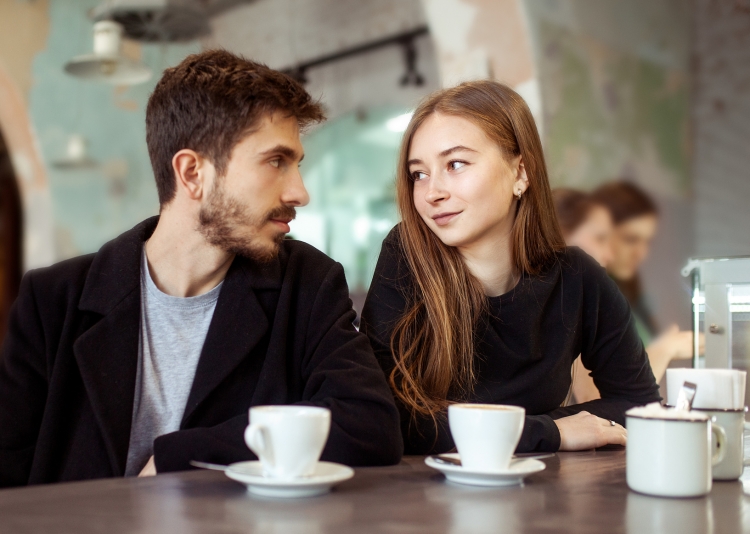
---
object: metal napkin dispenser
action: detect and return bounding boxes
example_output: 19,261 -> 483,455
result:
682,256 -> 750,406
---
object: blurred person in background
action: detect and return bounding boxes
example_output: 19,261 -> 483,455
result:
591,182 -> 700,386
552,188 -> 613,268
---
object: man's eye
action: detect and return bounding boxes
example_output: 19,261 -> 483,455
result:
270,159 -> 281,168
449,160 -> 466,171
411,171 -> 427,181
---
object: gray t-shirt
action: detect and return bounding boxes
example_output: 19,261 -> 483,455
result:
124,248 -> 223,476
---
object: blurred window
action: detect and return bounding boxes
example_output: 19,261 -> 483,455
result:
291,106 -> 410,294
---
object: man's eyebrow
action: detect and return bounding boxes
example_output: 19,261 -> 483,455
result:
407,145 -> 477,167
259,144 -> 303,161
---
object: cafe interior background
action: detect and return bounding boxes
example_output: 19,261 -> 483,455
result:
0,0 -> 747,382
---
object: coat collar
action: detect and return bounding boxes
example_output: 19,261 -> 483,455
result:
78,216 -> 282,314
74,216 -> 282,474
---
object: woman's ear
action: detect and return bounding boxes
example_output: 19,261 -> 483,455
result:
514,155 -> 529,196
172,149 -> 213,201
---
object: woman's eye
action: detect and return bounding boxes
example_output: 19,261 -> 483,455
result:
449,160 -> 466,171
412,171 -> 427,181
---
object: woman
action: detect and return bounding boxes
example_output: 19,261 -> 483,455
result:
360,81 -> 660,454
591,182 -> 697,382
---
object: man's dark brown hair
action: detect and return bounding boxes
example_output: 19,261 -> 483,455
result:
146,49 -> 325,206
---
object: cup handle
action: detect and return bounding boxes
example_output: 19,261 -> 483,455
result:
244,424 -> 273,468
711,422 -> 727,467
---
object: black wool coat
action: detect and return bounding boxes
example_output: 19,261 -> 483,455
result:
0,217 -> 402,487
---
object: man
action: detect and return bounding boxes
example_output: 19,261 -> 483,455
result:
0,50 -> 402,487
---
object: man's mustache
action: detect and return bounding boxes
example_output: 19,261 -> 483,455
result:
266,205 -> 297,222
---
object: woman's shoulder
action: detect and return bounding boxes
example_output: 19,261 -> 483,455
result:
373,224 -> 413,289
553,247 -> 625,303
537,246 -> 610,288
381,224 -> 403,251
554,246 -> 603,273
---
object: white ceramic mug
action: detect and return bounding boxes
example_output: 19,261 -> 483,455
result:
626,407 -> 726,497
448,403 -> 525,472
244,405 -> 331,479
694,407 -> 746,480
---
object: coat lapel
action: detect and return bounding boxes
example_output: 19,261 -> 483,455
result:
181,253 -> 280,425
73,217 -> 157,476
73,289 -> 141,475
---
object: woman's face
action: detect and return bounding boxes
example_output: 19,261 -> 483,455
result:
407,113 -> 526,250
565,206 -> 613,268
607,214 -> 658,281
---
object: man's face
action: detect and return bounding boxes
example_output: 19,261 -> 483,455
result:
199,111 -> 309,262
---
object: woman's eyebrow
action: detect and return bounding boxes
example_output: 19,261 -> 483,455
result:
438,145 -> 477,158
408,145 -> 477,167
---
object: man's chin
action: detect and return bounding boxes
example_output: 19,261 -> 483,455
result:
229,233 -> 285,263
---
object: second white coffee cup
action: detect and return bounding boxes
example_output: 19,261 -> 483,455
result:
626,405 -> 726,498
245,405 -> 331,480
448,403 -> 525,472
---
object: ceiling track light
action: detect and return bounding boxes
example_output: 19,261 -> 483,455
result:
64,20 -> 152,85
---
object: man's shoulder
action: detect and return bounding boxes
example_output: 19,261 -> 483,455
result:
25,254 -> 97,296
280,239 -> 338,279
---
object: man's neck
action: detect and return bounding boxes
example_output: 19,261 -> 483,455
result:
145,207 -> 234,298
458,223 -> 518,298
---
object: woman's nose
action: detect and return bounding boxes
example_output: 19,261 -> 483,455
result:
424,178 -> 449,204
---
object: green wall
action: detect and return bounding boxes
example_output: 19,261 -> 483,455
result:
30,0 -> 200,258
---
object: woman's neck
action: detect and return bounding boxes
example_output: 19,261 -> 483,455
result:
458,224 -> 519,297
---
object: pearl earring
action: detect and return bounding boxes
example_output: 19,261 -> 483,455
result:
516,190 -> 522,199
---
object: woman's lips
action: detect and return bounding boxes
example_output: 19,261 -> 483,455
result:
432,212 -> 461,226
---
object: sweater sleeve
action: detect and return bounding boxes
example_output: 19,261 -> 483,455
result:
545,252 -> 661,424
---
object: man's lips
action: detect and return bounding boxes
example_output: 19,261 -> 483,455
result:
270,218 -> 293,232
432,211 -> 461,226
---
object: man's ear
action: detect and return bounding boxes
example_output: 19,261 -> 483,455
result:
171,149 -> 212,201
514,155 -> 529,195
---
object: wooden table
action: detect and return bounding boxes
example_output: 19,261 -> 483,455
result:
0,451 -> 748,533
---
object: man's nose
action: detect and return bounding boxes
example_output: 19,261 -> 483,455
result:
282,167 -> 310,207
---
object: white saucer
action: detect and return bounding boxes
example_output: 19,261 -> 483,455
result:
425,453 -> 546,487
225,461 -> 354,498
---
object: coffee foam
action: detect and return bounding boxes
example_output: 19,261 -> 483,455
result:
626,402 -> 710,421
450,403 -> 523,412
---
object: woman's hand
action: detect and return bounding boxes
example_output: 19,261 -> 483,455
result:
554,411 -> 627,451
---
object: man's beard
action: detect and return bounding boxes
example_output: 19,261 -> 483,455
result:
198,181 -> 295,263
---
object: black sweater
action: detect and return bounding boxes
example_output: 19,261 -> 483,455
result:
360,228 -> 661,454
0,217 -> 402,487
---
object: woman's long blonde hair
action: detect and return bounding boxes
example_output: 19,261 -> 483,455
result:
390,80 -> 565,423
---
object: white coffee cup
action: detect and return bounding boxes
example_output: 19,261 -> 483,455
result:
244,405 -> 331,479
694,407 -> 747,480
448,403 -> 525,472
626,405 -> 726,497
